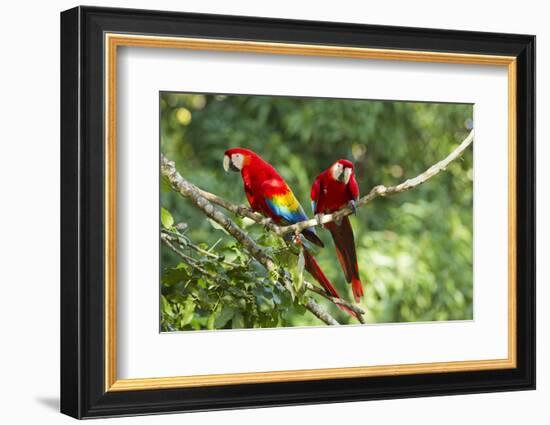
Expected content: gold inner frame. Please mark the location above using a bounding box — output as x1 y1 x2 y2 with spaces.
104 33 517 392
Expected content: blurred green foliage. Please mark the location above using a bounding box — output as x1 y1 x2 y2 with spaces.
160 92 473 331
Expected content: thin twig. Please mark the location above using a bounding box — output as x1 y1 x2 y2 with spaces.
162 230 239 267
161 233 218 280
304 281 366 324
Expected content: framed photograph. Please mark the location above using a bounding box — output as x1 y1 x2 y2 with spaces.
60 6 535 419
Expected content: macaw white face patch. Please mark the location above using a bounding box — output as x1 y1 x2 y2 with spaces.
343 167 352 184
331 162 344 181
231 153 244 170
223 153 244 171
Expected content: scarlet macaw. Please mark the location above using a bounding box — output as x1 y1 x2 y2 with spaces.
311 159 364 302
223 148 355 317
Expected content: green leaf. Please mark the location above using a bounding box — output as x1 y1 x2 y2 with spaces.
161 175 172 193
161 266 190 286
207 218 229 235
214 306 235 328
273 248 295 268
232 310 245 329
207 312 216 330
257 295 275 313
160 295 174 317
180 298 195 326
161 207 174 228
293 251 305 292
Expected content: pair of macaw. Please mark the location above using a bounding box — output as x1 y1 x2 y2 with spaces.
223 148 364 316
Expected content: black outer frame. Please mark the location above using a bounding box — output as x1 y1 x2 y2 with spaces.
60 5 535 419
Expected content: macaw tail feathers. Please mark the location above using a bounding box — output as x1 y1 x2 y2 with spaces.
352 277 364 303
302 248 358 319
302 248 338 297
302 228 324 248
325 216 364 302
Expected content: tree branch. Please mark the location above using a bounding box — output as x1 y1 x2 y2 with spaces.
190 129 474 237
161 155 340 326
278 129 474 234
303 298 340 326
196 188 267 224
303 281 366 324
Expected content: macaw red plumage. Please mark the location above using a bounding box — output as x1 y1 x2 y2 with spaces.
224 148 357 318
311 159 364 302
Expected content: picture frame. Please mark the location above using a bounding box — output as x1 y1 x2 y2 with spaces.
60 5 535 419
